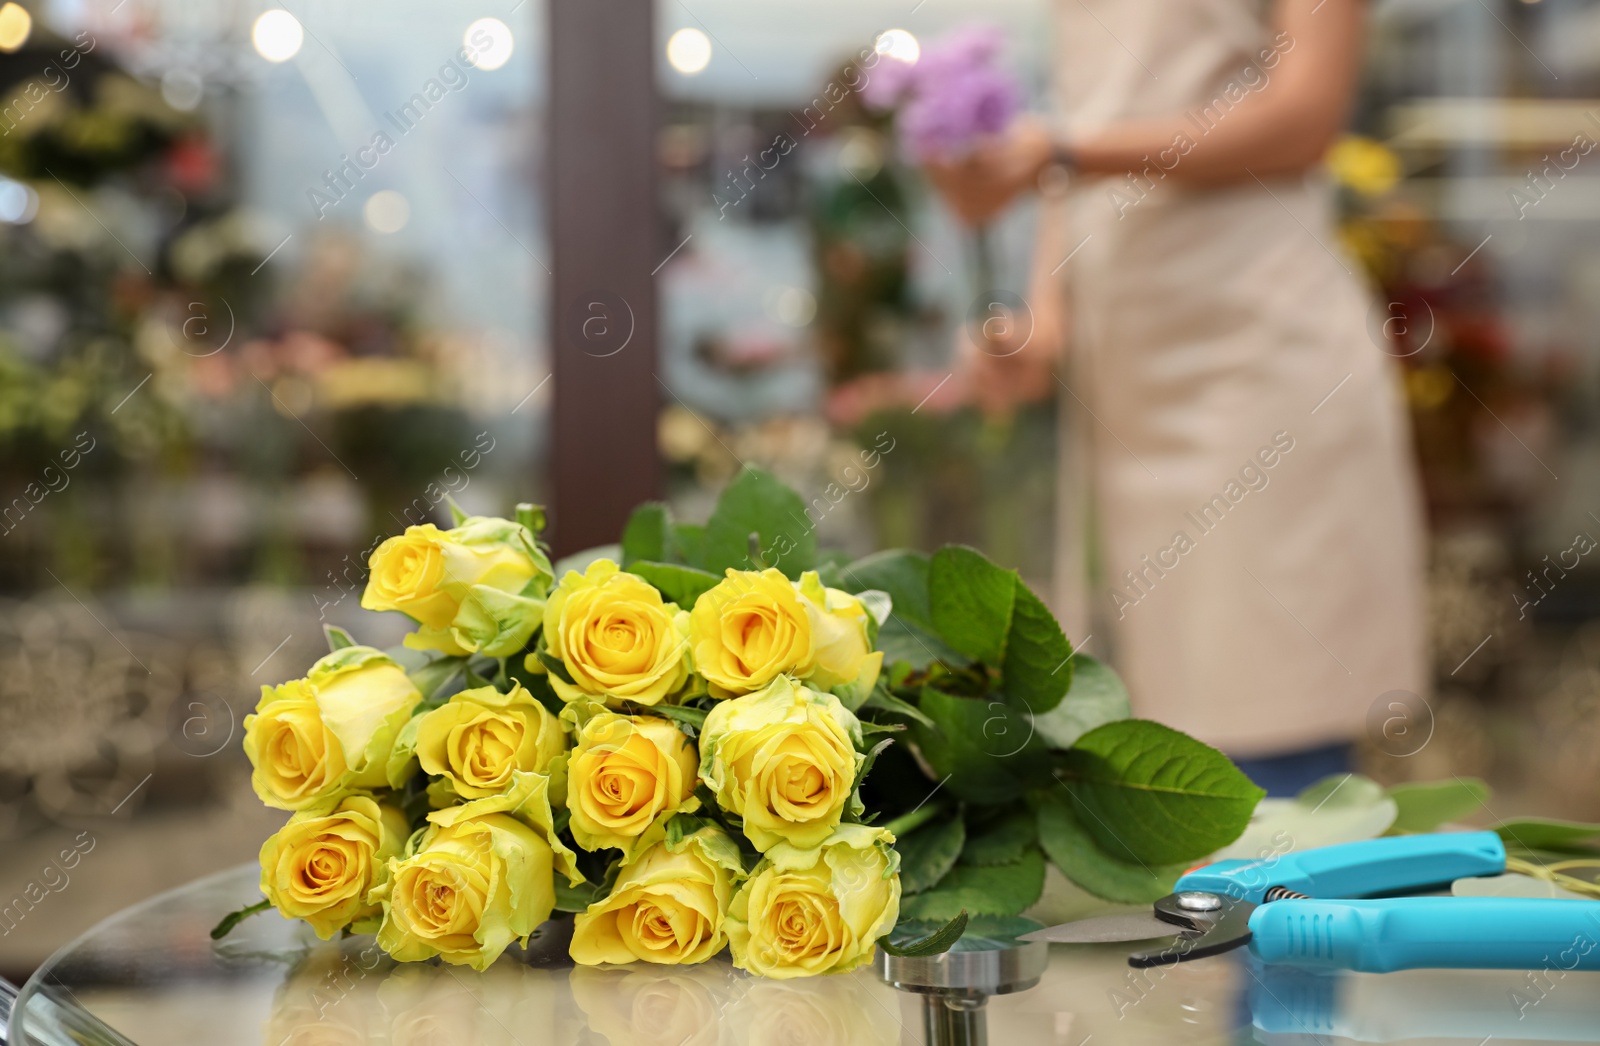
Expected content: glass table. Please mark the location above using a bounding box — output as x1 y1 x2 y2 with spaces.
9 865 1600 1045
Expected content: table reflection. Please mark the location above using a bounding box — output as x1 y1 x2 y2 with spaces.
13 867 1600 1046
262 947 572 1046
251 937 905 1046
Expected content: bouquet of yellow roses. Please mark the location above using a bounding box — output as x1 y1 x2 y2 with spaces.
222 468 1263 977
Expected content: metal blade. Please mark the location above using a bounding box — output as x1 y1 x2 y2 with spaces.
1128 896 1256 968
1019 911 1174 944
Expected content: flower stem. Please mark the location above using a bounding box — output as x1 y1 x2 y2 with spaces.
885 801 947 839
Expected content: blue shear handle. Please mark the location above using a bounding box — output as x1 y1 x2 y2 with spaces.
1174 831 1506 903
1250 898 1600 972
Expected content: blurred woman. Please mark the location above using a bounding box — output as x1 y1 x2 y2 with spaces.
929 0 1425 794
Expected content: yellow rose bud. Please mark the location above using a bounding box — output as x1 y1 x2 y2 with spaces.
570 826 744 966
258 794 409 939
395 681 566 800
541 560 691 707
567 713 699 858
362 516 553 658
372 777 573 972
698 676 863 852
243 647 422 810
795 573 884 700
689 568 813 696
726 824 901 979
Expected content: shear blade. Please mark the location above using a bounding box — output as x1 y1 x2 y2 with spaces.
1127 896 1256 968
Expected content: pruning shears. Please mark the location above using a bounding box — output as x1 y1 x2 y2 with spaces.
1021 831 1600 972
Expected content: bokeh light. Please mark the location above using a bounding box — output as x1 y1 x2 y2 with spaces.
666 28 712 75
251 9 304 63
464 17 514 71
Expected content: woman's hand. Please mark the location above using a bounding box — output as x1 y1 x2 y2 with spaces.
924 118 1056 227
959 277 1064 416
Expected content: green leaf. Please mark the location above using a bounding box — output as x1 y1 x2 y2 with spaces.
879 911 968 956
408 655 467 701
621 503 672 566
999 583 1074 713
701 467 816 579
928 546 1016 664
1057 720 1264 866
960 809 1038 866
1387 778 1489 835
837 549 965 668
444 495 469 526
899 849 1046 921
323 624 356 652
651 703 709 738
1036 794 1185 903
209 899 271 940
1031 654 1131 750
673 523 706 569
842 549 935 626
1493 817 1600 854
924 546 1072 712
553 877 604 913
910 687 1048 804
537 651 578 686
628 561 720 609
896 817 965 894
665 812 721 849
847 738 896 822
860 685 935 729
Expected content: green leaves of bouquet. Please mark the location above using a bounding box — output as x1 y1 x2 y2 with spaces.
227 467 1263 975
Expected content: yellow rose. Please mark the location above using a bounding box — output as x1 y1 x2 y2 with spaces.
259 794 409 938
393 681 566 799
698 676 863 852
726 825 901 979
372 776 576 971
540 559 691 707
567 712 699 858
689 568 812 696
362 516 553 658
570 826 744 966
690 569 882 699
243 647 422 810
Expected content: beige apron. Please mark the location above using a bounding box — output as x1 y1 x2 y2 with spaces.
1048 0 1427 755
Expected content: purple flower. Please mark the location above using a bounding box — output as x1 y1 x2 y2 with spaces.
855 24 1020 161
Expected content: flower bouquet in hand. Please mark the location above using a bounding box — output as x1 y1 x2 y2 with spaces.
861 25 1020 291
221 468 1263 975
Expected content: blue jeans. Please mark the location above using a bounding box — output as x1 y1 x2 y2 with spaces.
1229 742 1353 798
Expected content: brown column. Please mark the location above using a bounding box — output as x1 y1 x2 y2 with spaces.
548 0 660 555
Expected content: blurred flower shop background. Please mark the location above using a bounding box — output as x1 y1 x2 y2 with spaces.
3 0 1600 983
